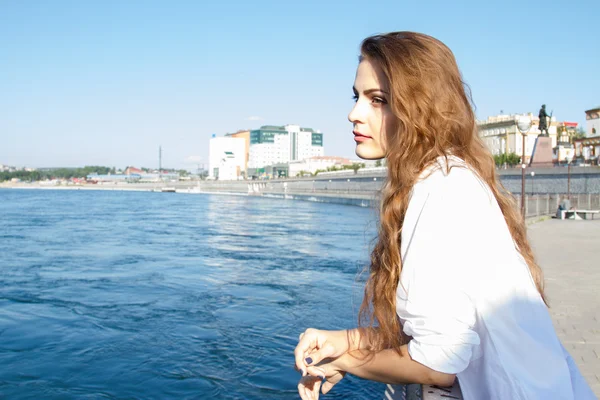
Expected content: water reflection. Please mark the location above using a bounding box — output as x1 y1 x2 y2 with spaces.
0 189 383 399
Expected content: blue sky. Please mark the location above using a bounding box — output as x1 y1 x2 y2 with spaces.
1 0 597 169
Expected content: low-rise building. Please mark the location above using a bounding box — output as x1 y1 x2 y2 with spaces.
124 166 143 175
225 130 250 177
573 136 600 165
208 135 246 180
288 156 352 177
86 174 141 183
478 113 560 163
586 106 600 136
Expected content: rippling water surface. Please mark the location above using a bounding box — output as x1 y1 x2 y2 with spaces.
0 189 385 399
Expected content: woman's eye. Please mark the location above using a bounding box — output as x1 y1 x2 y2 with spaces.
372 97 387 104
352 94 359 102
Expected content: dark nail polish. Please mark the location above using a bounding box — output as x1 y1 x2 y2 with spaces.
318 375 325 380
305 357 313 365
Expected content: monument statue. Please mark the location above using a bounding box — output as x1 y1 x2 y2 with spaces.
530 104 555 167
538 104 551 136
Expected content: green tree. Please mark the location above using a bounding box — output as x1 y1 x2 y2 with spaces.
506 153 520 166
493 153 520 167
350 162 365 174
0 165 120 182
572 127 586 141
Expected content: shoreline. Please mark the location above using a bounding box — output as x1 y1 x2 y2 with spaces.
0 183 377 207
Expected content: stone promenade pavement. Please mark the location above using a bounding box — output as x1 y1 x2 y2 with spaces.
528 218 600 397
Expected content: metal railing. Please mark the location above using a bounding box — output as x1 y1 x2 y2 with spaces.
520 193 600 219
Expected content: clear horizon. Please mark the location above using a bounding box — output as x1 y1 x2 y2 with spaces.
1 0 598 170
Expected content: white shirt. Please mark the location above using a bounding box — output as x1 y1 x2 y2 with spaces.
396 156 595 399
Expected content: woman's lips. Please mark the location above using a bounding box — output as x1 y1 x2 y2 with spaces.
353 132 372 142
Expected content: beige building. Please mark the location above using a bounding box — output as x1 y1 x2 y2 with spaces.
225 130 250 177
585 106 600 136
477 113 560 163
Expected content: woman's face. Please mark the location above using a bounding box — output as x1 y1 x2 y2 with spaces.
348 59 393 160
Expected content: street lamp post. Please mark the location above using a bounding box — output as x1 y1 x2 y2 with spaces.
517 116 532 218
567 158 571 199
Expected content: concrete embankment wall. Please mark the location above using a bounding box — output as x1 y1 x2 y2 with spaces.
198 167 600 195
497 168 600 195
196 168 600 209
3 167 599 209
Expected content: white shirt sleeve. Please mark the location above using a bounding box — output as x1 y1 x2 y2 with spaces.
397 168 490 374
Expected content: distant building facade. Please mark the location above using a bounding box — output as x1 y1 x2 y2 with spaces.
124 166 143 175
288 156 352 177
225 130 250 177
477 113 559 163
208 136 246 180
585 106 600 137
248 125 324 169
573 136 600 164
86 174 141 183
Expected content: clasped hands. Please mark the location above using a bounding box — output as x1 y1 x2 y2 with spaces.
293 328 351 400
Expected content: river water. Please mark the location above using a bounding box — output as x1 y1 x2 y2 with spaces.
0 189 385 399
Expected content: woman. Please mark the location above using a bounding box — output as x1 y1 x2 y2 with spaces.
294 32 594 400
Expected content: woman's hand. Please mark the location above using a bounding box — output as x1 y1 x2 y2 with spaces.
295 328 352 399
297 357 347 400
294 328 350 376
297 375 322 400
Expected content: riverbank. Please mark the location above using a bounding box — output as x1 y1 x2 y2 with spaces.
0 182 378 207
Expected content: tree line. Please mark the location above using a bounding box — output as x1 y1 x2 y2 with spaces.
1 165 195 182
0 166 116 182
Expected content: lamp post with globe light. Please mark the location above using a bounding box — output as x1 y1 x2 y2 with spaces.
517 116 532 218
567 157 572 199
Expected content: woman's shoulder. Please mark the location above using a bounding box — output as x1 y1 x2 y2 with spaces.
413 156 495 212
417 156 488 193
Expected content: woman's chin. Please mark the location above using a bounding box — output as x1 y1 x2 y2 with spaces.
355 145 384 161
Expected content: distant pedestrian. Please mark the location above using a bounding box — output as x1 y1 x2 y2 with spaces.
294 32 594 400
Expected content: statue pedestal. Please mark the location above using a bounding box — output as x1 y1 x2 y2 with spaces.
529 136 554 168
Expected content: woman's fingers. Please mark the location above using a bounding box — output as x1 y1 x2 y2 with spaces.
321 380 335 395
304 342 336 367
311 379 322 400
298 375 322 400
300 373 344 399
294 330 319 375
298 382 309 400
305 365 326 379
321 371 346 394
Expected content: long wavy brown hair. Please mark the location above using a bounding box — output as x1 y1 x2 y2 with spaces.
357 32 547 353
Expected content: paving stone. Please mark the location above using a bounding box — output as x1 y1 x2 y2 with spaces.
528 218 600 397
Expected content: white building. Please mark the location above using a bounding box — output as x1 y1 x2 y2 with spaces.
208 136 246 180
288 156 352 177
553 144 575 164
477 113 559 163
585 107 600 136
248 125 324 169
